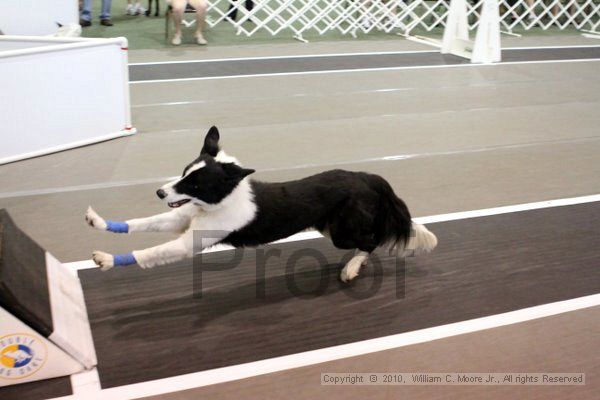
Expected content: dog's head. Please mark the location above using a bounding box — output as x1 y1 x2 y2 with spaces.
157 126 255 209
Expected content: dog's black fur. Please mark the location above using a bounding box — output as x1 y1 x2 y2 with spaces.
177 127 413 254
223 171 412 253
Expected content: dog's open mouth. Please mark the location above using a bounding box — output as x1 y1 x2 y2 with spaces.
168 199 191 208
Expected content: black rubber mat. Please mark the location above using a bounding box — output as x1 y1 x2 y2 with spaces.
129 46 600 82
0 209 53 337
79 201 600 388
0 376 72 400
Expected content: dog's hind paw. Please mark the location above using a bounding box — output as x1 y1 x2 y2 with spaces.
340 264 359 283
340 253 368 283
86 206 107 230
92 251 114 271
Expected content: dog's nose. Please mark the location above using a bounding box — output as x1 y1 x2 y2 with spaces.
156 189 167 199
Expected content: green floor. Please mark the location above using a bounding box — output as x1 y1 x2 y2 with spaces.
81 0 588 50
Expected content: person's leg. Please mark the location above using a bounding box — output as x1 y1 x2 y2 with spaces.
551 0 560 21
383 0 398 27
189 0 208 44
100 0 112 19
526 0 536 23
169 0 186 45
81 0 92 23
228 1 238 21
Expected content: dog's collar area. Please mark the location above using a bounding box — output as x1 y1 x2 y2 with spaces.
168 199 191 208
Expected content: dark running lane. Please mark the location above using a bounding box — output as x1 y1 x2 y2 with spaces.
79 201 600 388
0 377 72 400
129 46 600 82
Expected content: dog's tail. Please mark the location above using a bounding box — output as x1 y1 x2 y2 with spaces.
372 175 437 255
402 223 438 256
373 176 412 249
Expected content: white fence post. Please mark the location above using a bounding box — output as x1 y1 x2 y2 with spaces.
442 0 470 56
472 0 501 63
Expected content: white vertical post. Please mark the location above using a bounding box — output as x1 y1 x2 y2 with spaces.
442 0 470 54
471 0 502 63
117 37 136 134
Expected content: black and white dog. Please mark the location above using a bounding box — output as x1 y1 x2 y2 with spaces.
86 127 437 282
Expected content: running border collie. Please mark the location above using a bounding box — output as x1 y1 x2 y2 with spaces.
86 126 437 282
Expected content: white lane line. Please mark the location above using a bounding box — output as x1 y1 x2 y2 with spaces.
503 44 600 50
131 87 416 108
129 58 600 84
66 193 600 271
2 135 599 199
0 176 175 199
257 135 600 172
53 294 600 400
128 45 600 66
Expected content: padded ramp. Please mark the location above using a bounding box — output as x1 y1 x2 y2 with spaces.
0 209 53 337
0 209 96 388
80 201 600 388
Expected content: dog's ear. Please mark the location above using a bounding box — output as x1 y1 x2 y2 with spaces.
221 163 255 181
201 126 220 157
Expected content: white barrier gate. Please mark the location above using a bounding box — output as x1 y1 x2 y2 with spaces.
0 36 135 165
203 0 600 39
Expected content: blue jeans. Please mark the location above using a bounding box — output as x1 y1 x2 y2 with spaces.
81 0 112 21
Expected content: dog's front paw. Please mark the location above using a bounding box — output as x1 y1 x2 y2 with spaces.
92 251 114 271
86 206 107 230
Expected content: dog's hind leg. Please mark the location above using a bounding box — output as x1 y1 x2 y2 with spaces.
326 200 378 282
85 206 193 234
399 223 438 256
340 251 369 283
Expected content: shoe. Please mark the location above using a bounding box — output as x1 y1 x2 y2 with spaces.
80 19 92 27
135 4 147 15
172 33 182 46
195 32 207 45
100 19 113 26
126 4 135 15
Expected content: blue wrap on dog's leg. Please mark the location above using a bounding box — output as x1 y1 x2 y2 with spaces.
106 220 129 233
113 253 137 267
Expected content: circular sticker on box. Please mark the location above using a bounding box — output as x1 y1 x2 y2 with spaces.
0 333 47 379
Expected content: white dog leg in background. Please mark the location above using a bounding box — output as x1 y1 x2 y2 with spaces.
127 207 196 233
85 206 196 234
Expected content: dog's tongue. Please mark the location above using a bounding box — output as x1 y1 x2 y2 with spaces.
169 199 190 208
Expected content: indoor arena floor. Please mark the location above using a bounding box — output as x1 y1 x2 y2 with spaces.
0 35 599 400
